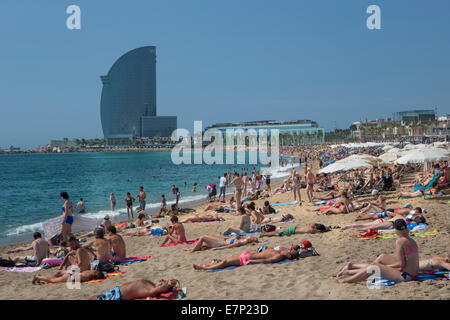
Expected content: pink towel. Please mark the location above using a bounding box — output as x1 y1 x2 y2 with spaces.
160 240 198 247
0 266 42 272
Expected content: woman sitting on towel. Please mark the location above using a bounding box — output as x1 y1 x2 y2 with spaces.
336 219 419 284
91 278 179 300
221 207 252 236
180 213 223 223
188 235 258 252
193 244 300 270
259 223 330 237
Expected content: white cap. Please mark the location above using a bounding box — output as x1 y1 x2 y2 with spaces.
371 189 379 196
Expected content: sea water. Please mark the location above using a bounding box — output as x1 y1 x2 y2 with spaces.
0 151 296 245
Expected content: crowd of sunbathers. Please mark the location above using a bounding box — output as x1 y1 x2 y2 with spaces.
3 144 448 298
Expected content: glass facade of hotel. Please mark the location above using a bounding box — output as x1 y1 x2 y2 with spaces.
100 46 177 145
205 120 325 145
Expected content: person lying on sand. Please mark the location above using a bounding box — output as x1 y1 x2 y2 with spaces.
312 190 342 201
355 206 423 221
261 213 294 224
221 207 252 236
204 197 236 212
11 232 49 267
310 192 356 215
193 244 300 270
59 236 91 272
121 224 168 237
90 278 179 300
336 219 419 284
341 215 426 232
32 269 104 285
188 235 258 252
160 216 186 245
107 226 126 261
180 213 223 223
419 253 450 272
357 190 386 214
259 224 330 237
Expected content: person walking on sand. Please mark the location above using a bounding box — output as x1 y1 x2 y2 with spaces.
219 173 228 202
110 193 117 211
306 168 315 203
229 172 243 209
125 192 136 221
291 170 302 205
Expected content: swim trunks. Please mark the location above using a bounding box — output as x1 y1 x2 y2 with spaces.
97 286 122 300
64 216 74 225
278 225 297 236
377 211 387 218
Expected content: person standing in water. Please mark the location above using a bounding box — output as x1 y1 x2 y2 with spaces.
76 198 86 214
60 192 74 240
137 186 146 212
125 192 136 221
110 193 116 211
229 172 243 209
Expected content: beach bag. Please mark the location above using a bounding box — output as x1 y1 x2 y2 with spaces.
261 225 276 232
0 258 15 267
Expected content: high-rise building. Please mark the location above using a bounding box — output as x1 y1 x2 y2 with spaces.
100 46 177 145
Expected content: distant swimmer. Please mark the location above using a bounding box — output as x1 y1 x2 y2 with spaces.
76 198 86 214
192 183 197 192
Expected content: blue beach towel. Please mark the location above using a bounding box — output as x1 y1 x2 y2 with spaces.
272 201 299 206
368 271 450 286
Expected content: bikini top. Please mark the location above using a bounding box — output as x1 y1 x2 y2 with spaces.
404 242 418 260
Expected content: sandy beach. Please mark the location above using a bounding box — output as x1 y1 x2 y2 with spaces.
0 161 449 300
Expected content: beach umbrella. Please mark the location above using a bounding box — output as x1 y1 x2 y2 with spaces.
394 148 449 164
378 152 400 163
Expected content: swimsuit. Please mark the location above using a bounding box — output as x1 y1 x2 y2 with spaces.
400 242 419 281
97 286 122 300
239 251 252 266
64 216 74 225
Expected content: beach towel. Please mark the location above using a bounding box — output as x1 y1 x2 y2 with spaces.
272 201 299 206
356 229 438 240
43 214 98 240
43 271 127 286
116 255 152 265
185 218 225 223
207 259 297 272
160 240 198 247
223 230 261 237
0 266 42 273
138 287 187 300
368 271 450 286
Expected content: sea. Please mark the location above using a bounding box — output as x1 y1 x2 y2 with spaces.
0 151 296 246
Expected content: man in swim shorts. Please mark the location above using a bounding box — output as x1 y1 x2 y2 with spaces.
91 278 179 300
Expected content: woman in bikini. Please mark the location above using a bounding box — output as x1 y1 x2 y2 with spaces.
291 170 302 205
188 235 258 252
314 192 354 215
193 244 300 270
336 219 420 284
229 172 243 209
180 213 223 223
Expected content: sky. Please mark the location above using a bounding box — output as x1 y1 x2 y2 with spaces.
0 0 449 148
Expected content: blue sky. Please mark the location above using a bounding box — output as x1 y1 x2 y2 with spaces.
0 0 449 148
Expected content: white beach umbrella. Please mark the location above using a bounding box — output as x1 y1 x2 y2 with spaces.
378 152 400 163
394 148 449 164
